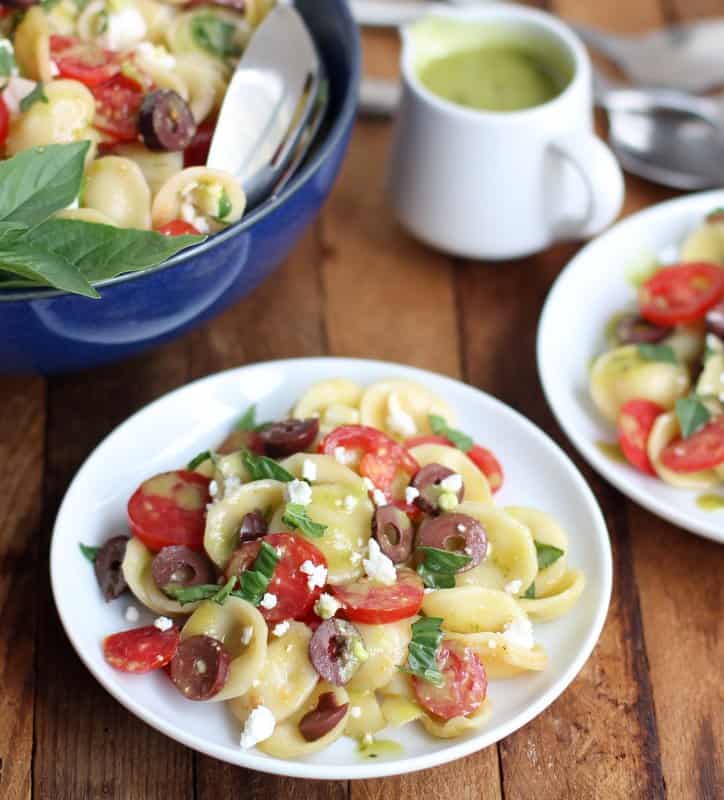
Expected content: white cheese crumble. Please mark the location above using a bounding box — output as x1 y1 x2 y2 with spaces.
371 488 387 508
49 60 59 77
362 477 375 491
314 592 341 619
504 579 522 595
2 77 36 116
386 392 417 437
300 560 327 591
240 706 275 749
344 495 358 511
179 182 210 234
350 706 362 719
363 538 396 585
334 446 357 465
134 41 176 71
125 605 139 623
224 475 241 495
98 6 148 52
502 616 534 650
241 626 254 646
272 620 290 637
302 458 318 482
439 473 463 493
405 486 420 504
286 478 312 506
209 479 219 498
259 593 278 610
153 616 173 632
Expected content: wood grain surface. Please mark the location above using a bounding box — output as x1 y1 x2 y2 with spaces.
0 2 722 799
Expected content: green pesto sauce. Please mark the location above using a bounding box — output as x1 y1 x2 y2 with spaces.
696 493 724 511
357 737 404 759
596 440 626 463
418 45 564 111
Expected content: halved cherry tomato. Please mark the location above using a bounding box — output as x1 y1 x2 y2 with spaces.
412 641 487 721
216 428 265 455
103 625 180 673
127 470 211 552
639 263 724 326
50 35 120 87
405 435 504 493
660 416 724 473
320 425 419 496
92 74 144 142
228 533 327 625
156 220 201 236
618 399 664 475
331 567 423 624
184 116 215 167
0 96 8 147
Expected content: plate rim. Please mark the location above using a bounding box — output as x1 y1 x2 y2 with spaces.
537 189 724 545
51 356 613 780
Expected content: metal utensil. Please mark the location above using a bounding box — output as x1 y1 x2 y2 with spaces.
207 4 327 210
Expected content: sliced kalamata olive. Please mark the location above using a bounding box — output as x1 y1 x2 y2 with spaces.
223 540 260 581
705 300 724 339
372 505 413 563
239 510 268 543
299 692 349 742
258 418 319 457
417 513 486 571
411 463 464 514
151 545 216 595
139 90 197 152
615 312 672 345
94 535 129 602
169 634 230 700
309 618 365 686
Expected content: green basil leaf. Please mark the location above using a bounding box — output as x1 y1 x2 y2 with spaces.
400 617 444 687
535 542 565 570
232 540 280 605
163 583 220 605
216 188 231 220
213 575 237 605
187 450 212 470
79 542 100 563
675 394 711 439
19 81 48 113
0 238 98 297
523 582 536 599
282 503 327 539
235 404 257 431
0 44 16 77
416 545 471 589
637 344 677 364
428 414 474 453
190 13 241 59
0 142 89 226
242 449 294 482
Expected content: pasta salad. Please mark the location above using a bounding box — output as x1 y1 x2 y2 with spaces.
83 378 586 758
590 209 724 491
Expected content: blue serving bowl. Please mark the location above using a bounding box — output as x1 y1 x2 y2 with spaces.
0 0 360 374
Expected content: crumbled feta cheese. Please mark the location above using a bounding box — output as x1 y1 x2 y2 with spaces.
371 488 387 508
362 477 375 491
363 539 396 585
272 620 290 637
405 486 420 504
386 392 417 437
300 560 327 590
286 478 312 506
125 605 139 623
260 593 277 610
502 616 534 650
153 616 173 631
49 60 59 77
334 446 357 465
241 625 254 645
240 706 275 749
134 41 176 71
224 475 241 495
350 706 362 719
98 6 148 52
439 473 463 493
344 495 358 511
179 182 210 234
423 587 435 594
504 579 523 595
314 592 341 619
2 76 36 115
706 332 724 352
301 458 317 482
209 479 219 498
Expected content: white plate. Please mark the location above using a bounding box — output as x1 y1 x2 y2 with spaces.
538 190 724 545
51 358 612 779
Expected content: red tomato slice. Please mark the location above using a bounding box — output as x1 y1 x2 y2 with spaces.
50 35 120 87
405 435 504 493
413 641 487 721
92 74 144 142
231 533 328 625
618 399 664 475
359 452 399 495
0 96 8 147
639 263 724 326
660 416 724 473
156 220 201 236
331 568 424 624
184 116 215 167
216 428 265 455
103 625 180 673
127 470 211 552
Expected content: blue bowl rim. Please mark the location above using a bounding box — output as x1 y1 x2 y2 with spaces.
0 0 361 303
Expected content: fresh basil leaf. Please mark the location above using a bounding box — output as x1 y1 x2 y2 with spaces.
0 44 16 77
232 540 280 605
675 394 711 439
216 188 231 220
523 582 536 599
400 617 444 687
213 575 237 605
187 450 212 470
235 404 257 431
0 238 98 297
41 0 62 10
0 142 89 226
637 344 677 364
79 542 100 563
19 82 48 113
164 583 220 605
535 542 565 570
190 14 241 59
282 503 327 539
428 414 474 453
416 545 471 589
242 449 294 482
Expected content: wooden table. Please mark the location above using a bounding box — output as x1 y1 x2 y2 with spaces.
2 1 723 798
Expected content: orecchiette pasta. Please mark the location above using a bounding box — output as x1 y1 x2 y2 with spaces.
292 378 363 435
359 379 455 439
111 145 184 197
82 156 152 229
648 412 719 489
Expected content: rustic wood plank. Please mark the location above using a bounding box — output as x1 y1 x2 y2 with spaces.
33 344 195 800
0 377 44 800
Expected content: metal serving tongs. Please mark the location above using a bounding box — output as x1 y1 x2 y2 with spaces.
206 4 328 211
